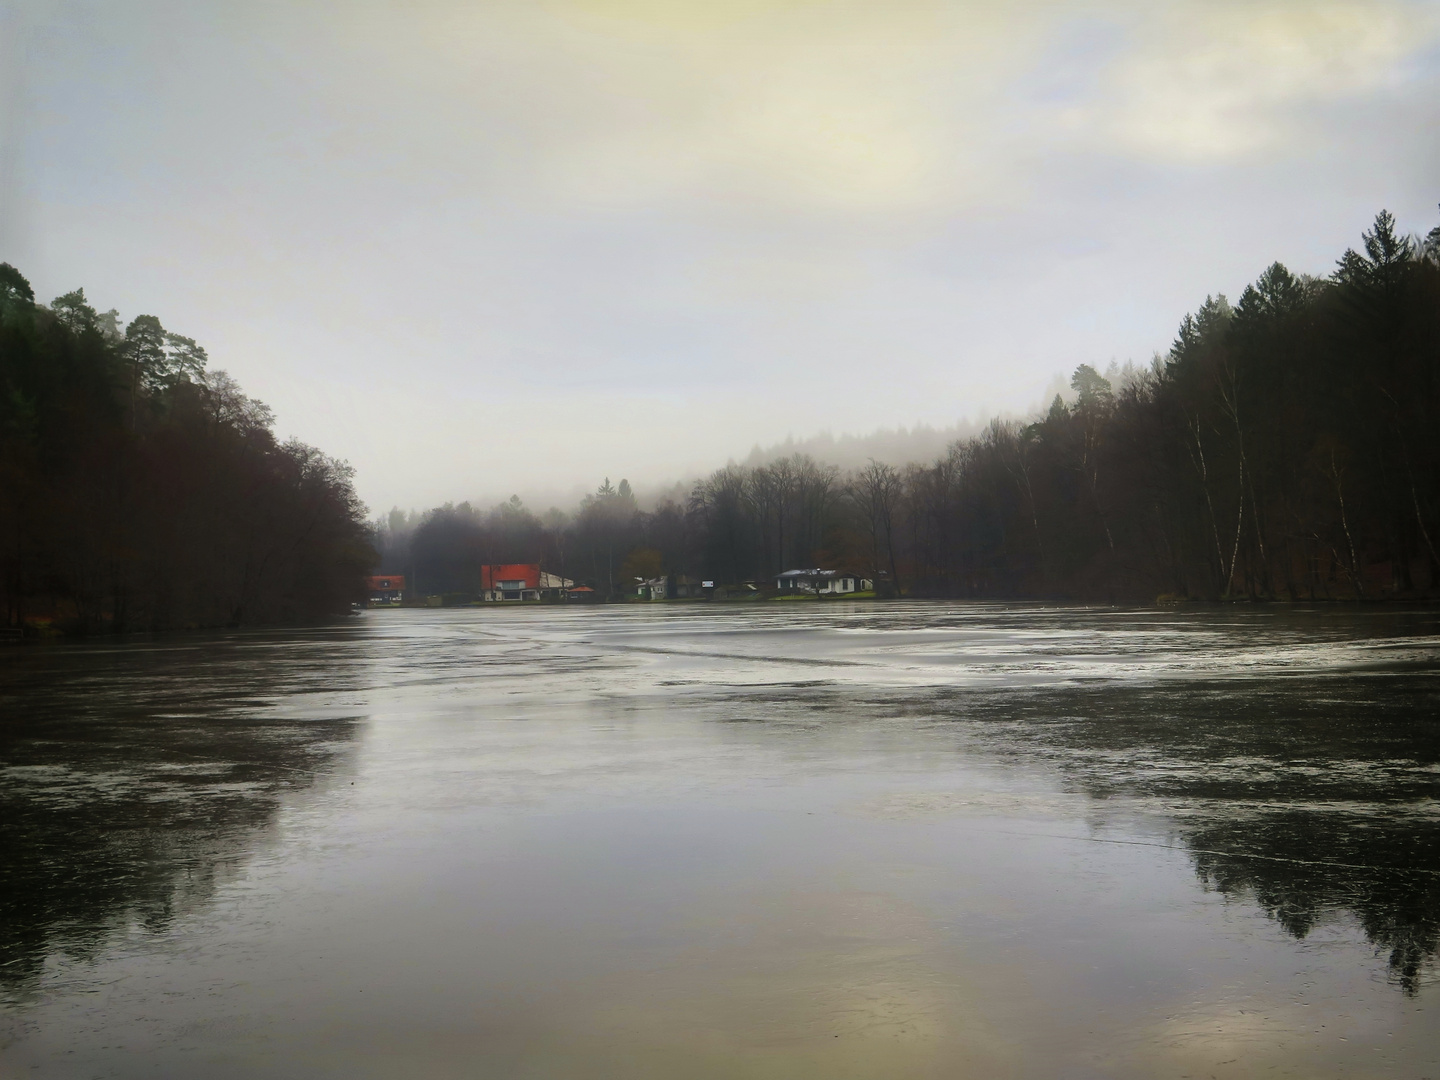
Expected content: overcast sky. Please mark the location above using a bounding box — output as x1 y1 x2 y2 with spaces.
4 0 1438 513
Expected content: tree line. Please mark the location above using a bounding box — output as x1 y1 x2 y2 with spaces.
381 209 1440 602
0 265 373 632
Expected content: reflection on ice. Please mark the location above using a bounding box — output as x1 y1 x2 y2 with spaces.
0 631 365 998
1 603 1437 1076
1189 812 1440 994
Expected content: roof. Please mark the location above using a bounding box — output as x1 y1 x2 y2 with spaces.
481 564 540 589
775 568 867 584
366 575 406 589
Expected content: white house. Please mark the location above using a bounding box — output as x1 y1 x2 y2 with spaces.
773 568 872 595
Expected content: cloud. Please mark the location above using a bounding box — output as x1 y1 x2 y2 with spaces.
124 0 1431 225
252 3 986 215
1054 1 1439 161
332 0 1440 222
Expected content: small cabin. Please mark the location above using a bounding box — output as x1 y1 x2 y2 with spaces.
365 574 405 606
637 576 668 601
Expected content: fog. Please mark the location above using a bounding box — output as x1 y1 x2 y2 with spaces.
4 0 1439 513
451 418 988 516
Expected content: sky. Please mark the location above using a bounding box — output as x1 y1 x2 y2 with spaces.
3 0 1439 514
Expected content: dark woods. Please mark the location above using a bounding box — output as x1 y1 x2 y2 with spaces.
0 267 372 633
945 207 1440 602
380 209 1440 604
950 207 1440 603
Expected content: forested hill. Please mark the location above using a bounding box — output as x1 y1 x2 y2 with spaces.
897 209 1440 601
380 210 1440 603
0 266 373 633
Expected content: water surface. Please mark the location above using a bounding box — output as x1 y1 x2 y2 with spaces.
2 603 1438 1078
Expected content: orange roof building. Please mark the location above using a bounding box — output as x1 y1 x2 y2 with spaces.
365 574 405 607
481 564 540 591
480 565 572 601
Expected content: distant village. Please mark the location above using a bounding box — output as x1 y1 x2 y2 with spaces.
364 566 877 608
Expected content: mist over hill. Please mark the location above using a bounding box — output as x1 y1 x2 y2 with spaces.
454 373 1117 516
739 421 982 474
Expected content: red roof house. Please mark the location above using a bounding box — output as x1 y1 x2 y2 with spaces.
365 575 405 606
480 564 541 591
480 565 572 601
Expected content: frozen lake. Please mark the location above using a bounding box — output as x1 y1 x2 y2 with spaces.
2 603 1438 1078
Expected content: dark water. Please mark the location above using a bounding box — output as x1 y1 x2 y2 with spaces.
2 604 1437 1078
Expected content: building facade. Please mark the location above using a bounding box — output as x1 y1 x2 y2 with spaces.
480 565 572 601
773 568 872 595
365 575 405 606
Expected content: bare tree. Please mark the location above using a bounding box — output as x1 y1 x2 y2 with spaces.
852 460 904 596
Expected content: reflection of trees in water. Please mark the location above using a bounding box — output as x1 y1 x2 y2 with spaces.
0 634 364 997
0 714 358 995
1187 812 1440 994
932 672 1440 993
